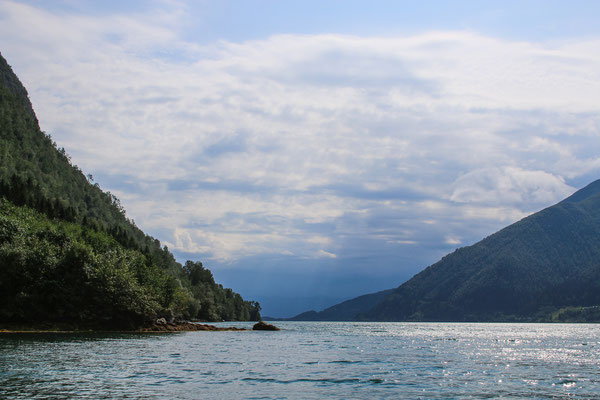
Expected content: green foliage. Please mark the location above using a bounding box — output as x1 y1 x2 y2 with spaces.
0 51 260 326
0 199 167 327
180 261 261 321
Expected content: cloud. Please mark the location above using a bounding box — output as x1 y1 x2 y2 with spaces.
445 237 462 246
1 1 600 312
316 250 337 259
450 167 573 207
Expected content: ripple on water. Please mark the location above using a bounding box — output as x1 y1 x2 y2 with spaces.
328 360 361 364
1 322 600 399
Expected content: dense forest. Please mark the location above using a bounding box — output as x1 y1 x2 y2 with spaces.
292 179 600 322
0 52 260 328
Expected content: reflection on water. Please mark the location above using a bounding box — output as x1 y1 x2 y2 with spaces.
1 322 599 399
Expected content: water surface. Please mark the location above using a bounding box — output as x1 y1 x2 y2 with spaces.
1 322 599 398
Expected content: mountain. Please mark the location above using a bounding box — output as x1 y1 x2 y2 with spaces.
0 52 260 328
294 180 600 322
285 289 394 321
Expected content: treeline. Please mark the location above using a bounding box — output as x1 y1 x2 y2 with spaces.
0 52 260 327
0 199 259 327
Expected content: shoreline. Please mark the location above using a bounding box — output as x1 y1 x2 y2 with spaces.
0 321 251 334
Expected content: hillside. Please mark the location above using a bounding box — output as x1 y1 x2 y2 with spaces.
0 52 260 328
366 180 600 321
286 289 394 321
295 180 600 322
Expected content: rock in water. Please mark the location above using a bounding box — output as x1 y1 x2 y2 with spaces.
253 321 280 331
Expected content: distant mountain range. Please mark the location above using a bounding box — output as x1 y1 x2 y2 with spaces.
287 180 600 322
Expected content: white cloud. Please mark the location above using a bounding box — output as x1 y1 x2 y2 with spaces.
450 167 573 207
316 250 337 259
0 0 598 269
445 237 462 246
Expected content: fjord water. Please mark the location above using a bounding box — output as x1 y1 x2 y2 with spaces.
1 322 599 399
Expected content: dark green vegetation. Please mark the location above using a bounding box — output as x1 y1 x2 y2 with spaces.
551 306 600 323
0 52 260 329
291 180 600 322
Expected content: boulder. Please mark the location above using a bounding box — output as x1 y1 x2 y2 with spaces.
252 321 280 331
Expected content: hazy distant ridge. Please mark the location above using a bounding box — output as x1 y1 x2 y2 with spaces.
285 289 394 321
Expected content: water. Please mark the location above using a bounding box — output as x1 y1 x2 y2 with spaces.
1 322 599 399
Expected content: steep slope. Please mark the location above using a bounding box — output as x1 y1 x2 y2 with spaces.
0 52 260 327
361 180 600 321
0 52 163 261
286 289 394 321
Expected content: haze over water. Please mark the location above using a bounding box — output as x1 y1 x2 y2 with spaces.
1 322 598 399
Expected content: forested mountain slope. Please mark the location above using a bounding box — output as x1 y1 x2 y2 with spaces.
0 52 260 328
362 180 600 321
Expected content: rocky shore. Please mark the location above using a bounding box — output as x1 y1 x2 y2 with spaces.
252 321 280 331
143 319 281 332
0 320 279 333
142 319 248 332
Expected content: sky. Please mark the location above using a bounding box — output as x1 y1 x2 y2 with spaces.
1 0 600 317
